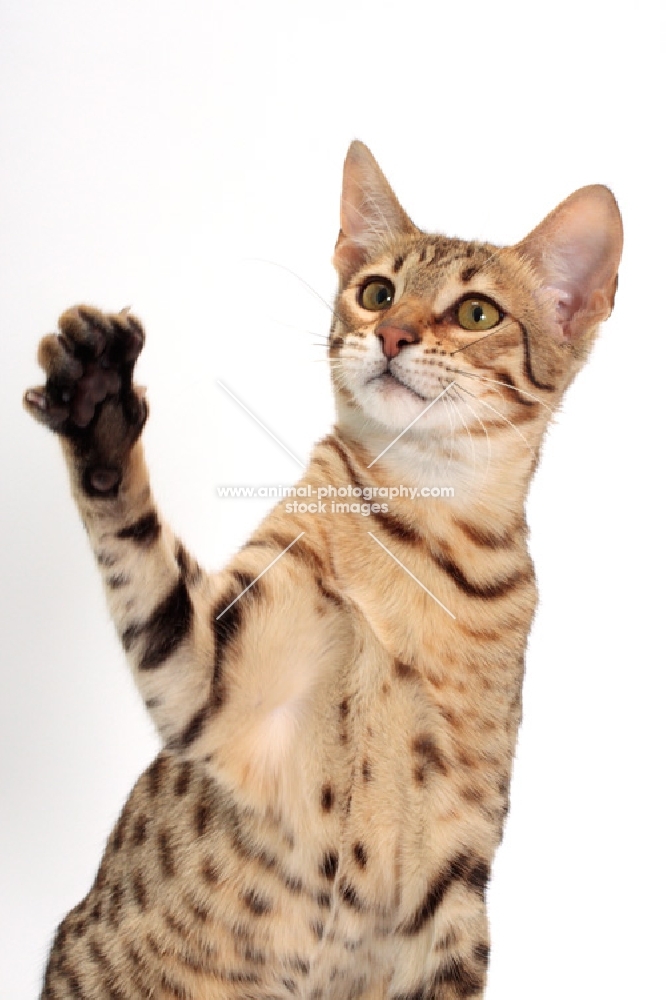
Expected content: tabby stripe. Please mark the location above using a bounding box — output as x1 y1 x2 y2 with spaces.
520 321 555 391
171 579 248 750
116 510 161 546
433 957 484 997
433 548 530 599
400 852 490 935
492 368 537 408
138 577 193 670
323 435 419 543
453 518 519 550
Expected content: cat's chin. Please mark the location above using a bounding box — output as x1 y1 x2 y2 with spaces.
353 374 454 434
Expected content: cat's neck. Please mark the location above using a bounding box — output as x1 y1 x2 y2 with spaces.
333 398 547 536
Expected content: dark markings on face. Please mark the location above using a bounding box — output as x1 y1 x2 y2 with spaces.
519 321 556 391
116 510 161 546
362 758 372 781
393 254 405 273
107 572 130 589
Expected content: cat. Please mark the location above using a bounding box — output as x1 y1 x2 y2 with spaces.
24 140 622 1000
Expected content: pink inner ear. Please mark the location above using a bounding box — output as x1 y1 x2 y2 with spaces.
518 185 623 339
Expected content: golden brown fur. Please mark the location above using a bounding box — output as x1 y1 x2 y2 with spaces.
25 141 622 999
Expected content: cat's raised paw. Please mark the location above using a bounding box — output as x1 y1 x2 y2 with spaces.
24 306 148 495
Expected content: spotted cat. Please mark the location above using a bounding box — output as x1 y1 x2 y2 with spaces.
25 141 622 999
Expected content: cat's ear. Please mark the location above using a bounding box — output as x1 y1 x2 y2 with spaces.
516 185 623 341
334 141 416 281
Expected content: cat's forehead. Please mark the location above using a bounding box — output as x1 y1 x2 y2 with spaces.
360 234 509 307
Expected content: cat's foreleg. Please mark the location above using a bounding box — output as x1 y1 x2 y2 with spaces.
24 307 348 806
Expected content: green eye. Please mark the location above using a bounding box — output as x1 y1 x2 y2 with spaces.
457 297 502 332
359 277 395 311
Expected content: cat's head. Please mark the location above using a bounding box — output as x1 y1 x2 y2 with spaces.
330 141 622 451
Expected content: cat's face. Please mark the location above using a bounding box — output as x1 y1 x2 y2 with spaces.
330 143 622 445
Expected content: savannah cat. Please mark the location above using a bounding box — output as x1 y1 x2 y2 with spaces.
24 141 623 1000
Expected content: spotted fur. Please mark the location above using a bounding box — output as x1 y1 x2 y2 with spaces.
25 141 622 999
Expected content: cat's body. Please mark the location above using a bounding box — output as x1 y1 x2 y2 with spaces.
25 142 622 999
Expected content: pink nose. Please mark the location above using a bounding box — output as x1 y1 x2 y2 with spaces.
375 323 420 360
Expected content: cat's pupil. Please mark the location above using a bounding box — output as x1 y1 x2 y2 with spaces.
473 305 484 324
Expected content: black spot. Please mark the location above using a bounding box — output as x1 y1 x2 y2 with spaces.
460 265 479 283
352 843 367 868
138 577 193 670
174 760 193 797
107 573 130 589
195 792 214 838
132 871 147 912
321 783 334 812
108 881 123 928
159 830 175 877
320 850 339 880
339 880 363 910
316 891 331 908
116 510 160 546
311 921 325 940
132 813 149 845
393 254 405 273
362 758 372 782
146 755 167 797
243 889 272 915
473 942 490 965
412 734 448 782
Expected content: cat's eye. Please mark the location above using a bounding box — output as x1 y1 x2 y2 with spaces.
457 297 502 332
359 277 395 312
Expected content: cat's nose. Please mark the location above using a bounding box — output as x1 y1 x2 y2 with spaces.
375 322 420 360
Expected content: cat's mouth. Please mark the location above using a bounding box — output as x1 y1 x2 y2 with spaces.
367 370 429 402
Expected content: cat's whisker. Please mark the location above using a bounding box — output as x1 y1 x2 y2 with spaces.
454 383 535 460
450 385 478 479
443 365 554 416
452 386 492 492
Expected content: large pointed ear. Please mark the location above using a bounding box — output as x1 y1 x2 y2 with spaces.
333 141 417 282
516 185 623 341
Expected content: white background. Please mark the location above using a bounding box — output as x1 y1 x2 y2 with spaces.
1 2 664 997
